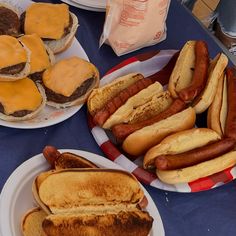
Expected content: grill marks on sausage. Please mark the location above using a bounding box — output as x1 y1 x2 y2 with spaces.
20 12 73 40
0 7 20 36
93 78 153 127
44 77 95 104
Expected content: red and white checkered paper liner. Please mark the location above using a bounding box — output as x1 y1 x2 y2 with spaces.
88 50 236 192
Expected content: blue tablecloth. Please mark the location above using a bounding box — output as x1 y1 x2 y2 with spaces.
1 0 236 235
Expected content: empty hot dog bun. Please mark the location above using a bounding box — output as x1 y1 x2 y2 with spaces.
122 107 196 156
156 151 236 184
20 3 79 54
0 78 46 121
19 34 55 82
32 169 153 236
192 53 228 113
143 128 221 169
42 56 99 108
21 207 47 236
0 35 30 81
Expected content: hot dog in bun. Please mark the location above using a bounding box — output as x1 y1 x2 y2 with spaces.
144 128 236 184
0 78 46 121
42 56 99 108
32 169 153 236
20 3 78 54
0 35 30 81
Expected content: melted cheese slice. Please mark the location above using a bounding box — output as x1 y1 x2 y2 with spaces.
24 3 70 40
0 35 27 69
0 78 42 115
19 34 51 74
43 57 96 97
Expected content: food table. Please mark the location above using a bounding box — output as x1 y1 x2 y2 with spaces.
1 0 236 235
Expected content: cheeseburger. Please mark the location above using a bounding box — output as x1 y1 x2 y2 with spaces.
42 56 99 108
0 3 20 36
0 35 30 81
20 3 79 54
19 34 55 81
0 78 46 121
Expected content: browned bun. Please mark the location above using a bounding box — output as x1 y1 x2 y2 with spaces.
143 128 221 169
21 207 47 236
156 151 236 184
122 107 196 156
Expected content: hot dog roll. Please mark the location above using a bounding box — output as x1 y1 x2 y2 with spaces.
122 107 196 156
156 151 236 184
192 53 228 113
178 40 209 103
143 128 221 169
225 68 236 141
155 137 235 170
112 98 186 142
102 81 163 129
168 41 196 98
207 72 228 136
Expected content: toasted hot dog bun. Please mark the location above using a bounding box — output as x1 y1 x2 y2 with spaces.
102 81 163 129
21 3 79 54
42 57 99 108
87 73 144 116
193 53 228 113
0 79 46 121
32 169 153 236
168 41 196 98
122 107 196 156
0 35 30 81
21 207 47 236
143 128 221 169
156 151 236 184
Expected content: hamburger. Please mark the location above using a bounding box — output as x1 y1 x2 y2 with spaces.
42 56 99 108
19 34 55 82
0 35 30 81
0 3 20 36
20 3 79 54
0 78 46 121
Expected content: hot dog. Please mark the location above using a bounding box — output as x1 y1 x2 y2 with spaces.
112 98 186 142
155 137 235 170
225 67 236 141
178 40 209 102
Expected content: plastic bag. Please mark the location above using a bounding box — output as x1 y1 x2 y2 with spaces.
100 0 171 56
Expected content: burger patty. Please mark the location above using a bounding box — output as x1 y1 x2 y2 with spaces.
0 103 32 117
30 71 44 82
0 62 26 75
44 77 94 103
20 12 73 40
0 7 20 36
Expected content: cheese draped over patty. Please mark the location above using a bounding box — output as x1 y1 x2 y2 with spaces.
24 3 70 40
0 35 27 69
19 34 51 74
43 57 98 97
0 78 42 115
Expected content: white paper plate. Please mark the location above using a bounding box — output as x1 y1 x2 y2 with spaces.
0 150 164 236
61 0 105 12
0 0 89 129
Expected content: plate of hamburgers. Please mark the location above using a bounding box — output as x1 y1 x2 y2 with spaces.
0 0 99 128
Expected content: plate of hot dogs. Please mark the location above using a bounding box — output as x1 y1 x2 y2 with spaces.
87 40 236 192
